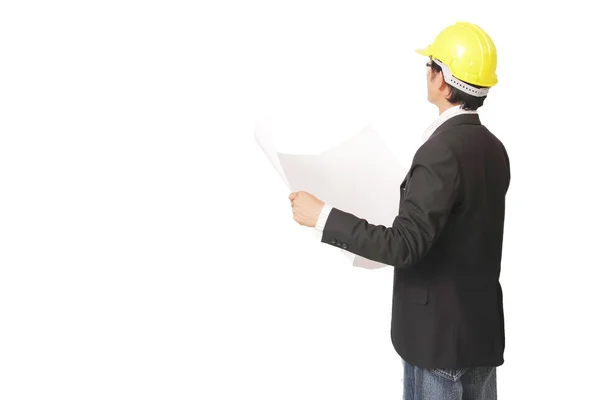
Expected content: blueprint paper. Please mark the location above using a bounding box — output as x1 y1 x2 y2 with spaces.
254 119 290 188
255 123 407 269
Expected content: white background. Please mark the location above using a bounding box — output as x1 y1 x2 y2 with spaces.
1 1 599 399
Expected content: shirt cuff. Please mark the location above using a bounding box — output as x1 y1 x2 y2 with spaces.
314 203 333 234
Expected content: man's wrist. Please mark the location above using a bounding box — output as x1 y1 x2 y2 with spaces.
315 203 333 233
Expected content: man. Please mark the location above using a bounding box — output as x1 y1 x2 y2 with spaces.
289 22 510 399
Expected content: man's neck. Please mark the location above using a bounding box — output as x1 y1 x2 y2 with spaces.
436 102 458 116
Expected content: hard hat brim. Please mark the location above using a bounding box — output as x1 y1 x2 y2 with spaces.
416 47 431 56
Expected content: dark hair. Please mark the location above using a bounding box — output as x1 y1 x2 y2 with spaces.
428 59 487 111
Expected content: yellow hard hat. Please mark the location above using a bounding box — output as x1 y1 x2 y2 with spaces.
417 22 498 96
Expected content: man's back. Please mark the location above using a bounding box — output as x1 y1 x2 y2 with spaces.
391 113 510 369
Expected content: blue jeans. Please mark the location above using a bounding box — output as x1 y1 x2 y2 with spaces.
402 358 497 400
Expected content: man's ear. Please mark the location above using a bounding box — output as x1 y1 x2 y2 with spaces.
431 70 444 90
438 73 451 97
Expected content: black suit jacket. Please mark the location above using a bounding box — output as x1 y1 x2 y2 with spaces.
321 114 510 369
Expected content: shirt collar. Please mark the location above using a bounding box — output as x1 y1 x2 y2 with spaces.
421 105 477 142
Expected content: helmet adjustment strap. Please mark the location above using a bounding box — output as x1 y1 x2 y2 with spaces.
433 59 490 97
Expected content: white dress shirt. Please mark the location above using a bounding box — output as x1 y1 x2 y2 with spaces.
314 106 477 236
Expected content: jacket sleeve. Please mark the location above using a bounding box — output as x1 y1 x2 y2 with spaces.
320 139 460 268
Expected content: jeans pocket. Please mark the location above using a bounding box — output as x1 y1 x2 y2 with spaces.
430 367 468 382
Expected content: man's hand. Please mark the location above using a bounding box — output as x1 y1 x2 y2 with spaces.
289 191 325 227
